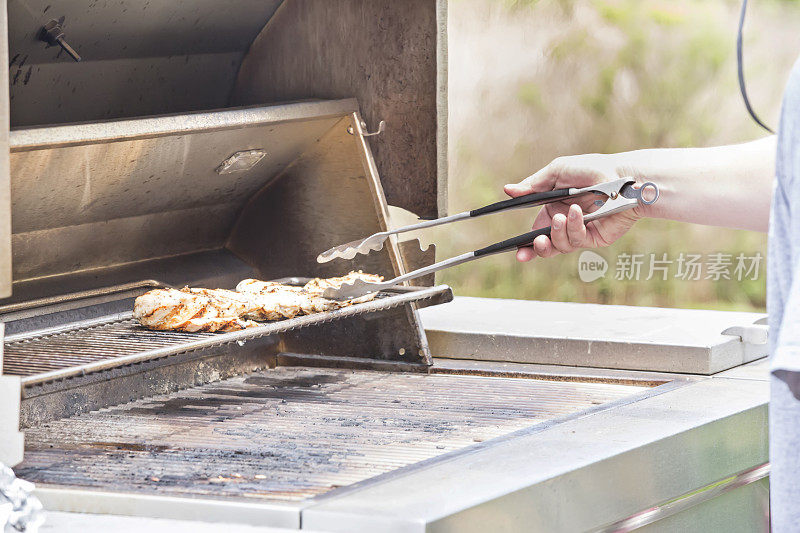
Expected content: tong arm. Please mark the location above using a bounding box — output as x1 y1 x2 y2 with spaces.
469 177 634 217
473 180 656 257
385 178 637 238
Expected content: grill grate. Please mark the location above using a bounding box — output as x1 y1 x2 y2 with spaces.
15 367 647 503
3 318 216 377
3 285 452 385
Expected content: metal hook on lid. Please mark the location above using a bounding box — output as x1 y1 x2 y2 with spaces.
347 120 385 137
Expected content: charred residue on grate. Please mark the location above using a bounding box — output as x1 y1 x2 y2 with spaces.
15 367 646 502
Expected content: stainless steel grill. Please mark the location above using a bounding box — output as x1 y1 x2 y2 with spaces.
15 367 648 503
4 285 452 386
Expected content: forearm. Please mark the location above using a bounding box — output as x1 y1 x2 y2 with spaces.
618 136 776 232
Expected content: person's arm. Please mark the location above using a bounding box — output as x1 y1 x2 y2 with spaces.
503 136 776 262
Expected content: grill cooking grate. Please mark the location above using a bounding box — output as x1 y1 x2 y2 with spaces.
15 367 648 503
3 285 451 385
3 318 216 377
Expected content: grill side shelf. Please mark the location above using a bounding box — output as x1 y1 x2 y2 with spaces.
5 285 453 387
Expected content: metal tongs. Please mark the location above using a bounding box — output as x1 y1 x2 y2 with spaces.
318 178 659 300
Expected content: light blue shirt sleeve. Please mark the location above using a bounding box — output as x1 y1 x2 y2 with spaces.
770 56 800 373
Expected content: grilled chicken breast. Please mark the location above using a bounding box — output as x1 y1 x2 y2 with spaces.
134 272 384 332
235 279 338 319
180 287 261 316
133 288 259 333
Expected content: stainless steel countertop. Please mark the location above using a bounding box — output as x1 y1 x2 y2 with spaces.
420 296 768 374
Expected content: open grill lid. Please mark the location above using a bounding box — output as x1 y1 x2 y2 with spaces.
8 100 361 283
6 0 447 223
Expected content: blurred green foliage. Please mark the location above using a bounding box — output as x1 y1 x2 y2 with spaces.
441 0 800 311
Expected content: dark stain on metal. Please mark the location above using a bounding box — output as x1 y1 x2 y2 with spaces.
86 442 170 453
243 372 347 388
124 396 253 417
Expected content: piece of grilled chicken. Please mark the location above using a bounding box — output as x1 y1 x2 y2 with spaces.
134 271 384 332
133 288 260 333
235 281 337 320
236 271 384 319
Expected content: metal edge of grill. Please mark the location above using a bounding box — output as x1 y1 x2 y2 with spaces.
5 284 453 387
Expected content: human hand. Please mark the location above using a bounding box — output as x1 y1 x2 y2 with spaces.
504 154 651 262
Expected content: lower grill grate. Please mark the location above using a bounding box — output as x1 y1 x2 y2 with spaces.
15 367 647 503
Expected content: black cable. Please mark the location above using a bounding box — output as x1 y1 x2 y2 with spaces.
737 0 775 134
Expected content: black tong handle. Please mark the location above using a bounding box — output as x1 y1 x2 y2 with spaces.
473 226 552 257
470 188 571 217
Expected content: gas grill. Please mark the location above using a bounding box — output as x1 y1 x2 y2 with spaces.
0 1 775 532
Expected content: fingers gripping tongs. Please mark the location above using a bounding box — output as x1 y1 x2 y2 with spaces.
317 177 659 300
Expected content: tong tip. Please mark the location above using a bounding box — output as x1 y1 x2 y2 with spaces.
316 236 388 264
